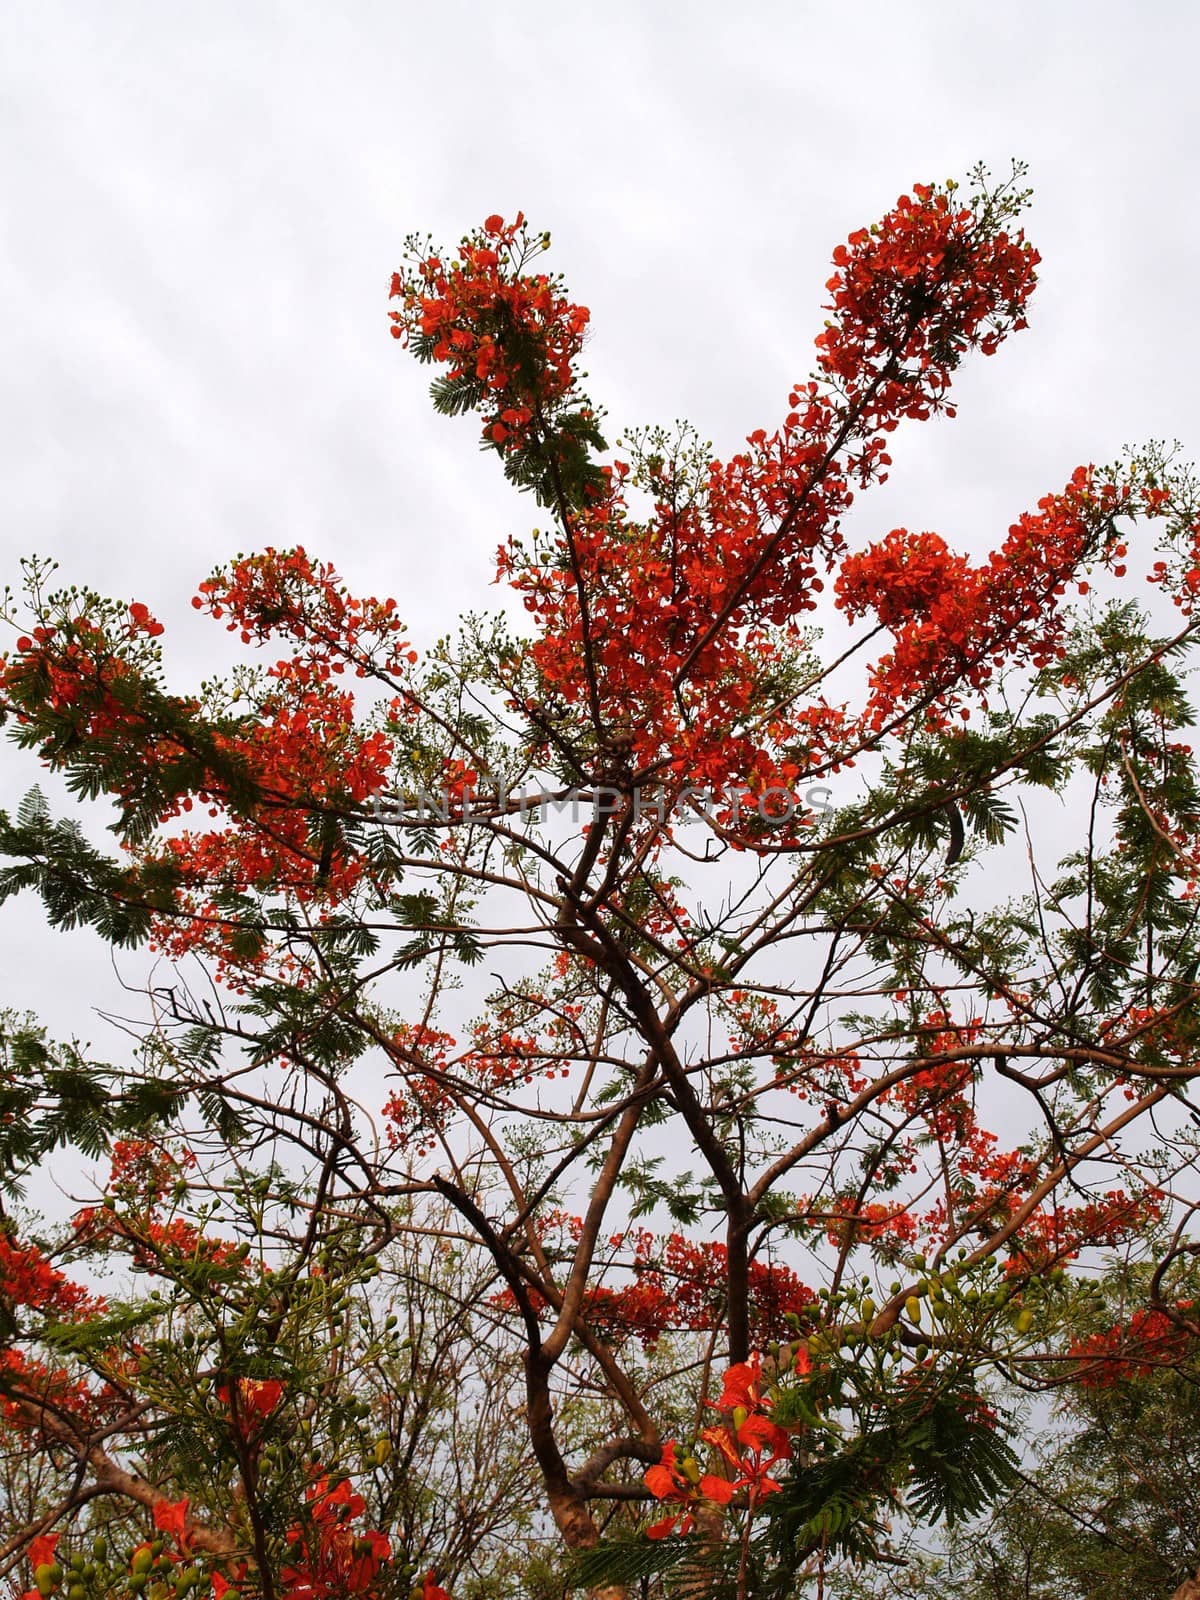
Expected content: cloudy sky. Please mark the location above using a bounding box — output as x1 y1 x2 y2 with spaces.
3 0 1199 1061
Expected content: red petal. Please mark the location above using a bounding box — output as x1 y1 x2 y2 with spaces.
699 1475 736 1505
644 1463 682 1500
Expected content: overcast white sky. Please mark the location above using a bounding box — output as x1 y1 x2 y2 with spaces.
3 0 1200 1063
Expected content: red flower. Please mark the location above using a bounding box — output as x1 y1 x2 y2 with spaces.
153 1496 189 1544
643 1437 685 1503
241 1376 285 1418
281 1473 392 1599
28 1533 59 1568
699 1353 793 1500
216 1375 285 1432
128 600 165 637
643 1440 734 1538
714 1355 766 1413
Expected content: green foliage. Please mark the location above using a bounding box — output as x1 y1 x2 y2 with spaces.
765 1384 1021 1571
568 1536 703 1591
0 788 181 947
842 1261 1200 1600
0 1011 190 1194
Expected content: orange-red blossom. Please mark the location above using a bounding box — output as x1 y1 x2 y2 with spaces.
643 1351 801 1538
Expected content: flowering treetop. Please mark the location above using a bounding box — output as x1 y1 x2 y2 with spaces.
1 163 1200 1597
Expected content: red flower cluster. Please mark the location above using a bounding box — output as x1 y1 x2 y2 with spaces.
194 546 416 678
699 1353 795 1496
389 212 591 455
644 1351 798 1538
0 1228 105 1442
281 1475 392 1600
454 181 1047 812
1070 1303 1195 1386
583 1230 817 1350
1 1347 100 1436
3 613 170 756
0 548 418 985
0 1231 98 1320
837 468 1135 728
643 1439 735 1538
815 181 1039 420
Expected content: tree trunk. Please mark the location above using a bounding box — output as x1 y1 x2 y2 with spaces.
544 1480 629 1600
526 1351 630 1600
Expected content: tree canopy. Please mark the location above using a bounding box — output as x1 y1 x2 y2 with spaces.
2 164 1200 1600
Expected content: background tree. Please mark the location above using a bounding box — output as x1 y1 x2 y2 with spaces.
825 1251 1200 1600
0 1014 567 1599
2 165 1200 1597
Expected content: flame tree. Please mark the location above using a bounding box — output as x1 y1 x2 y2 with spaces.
2 165 1200 1598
